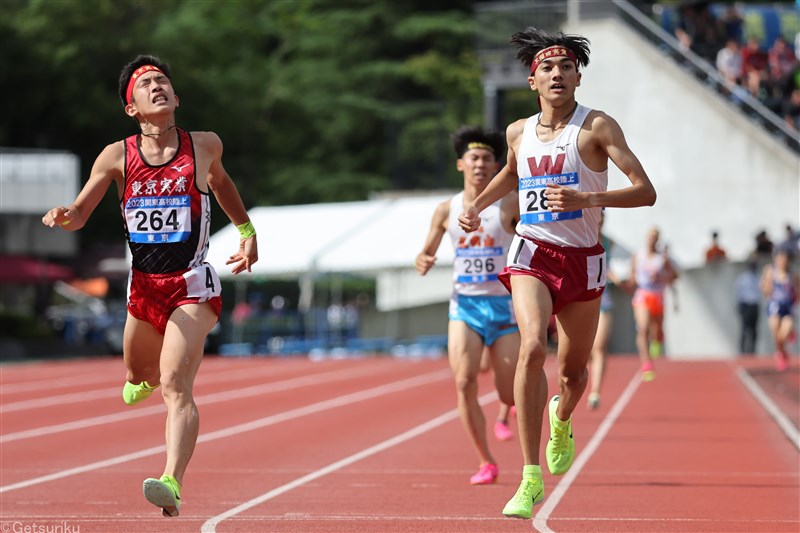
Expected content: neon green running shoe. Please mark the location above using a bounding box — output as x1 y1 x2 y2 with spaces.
649 340 662 358
545 395 575 475
143 474 181 517
502 477 544 519
122 381 158 406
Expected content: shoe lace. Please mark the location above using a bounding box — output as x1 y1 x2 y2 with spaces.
513 480 536 503
551 423 571 453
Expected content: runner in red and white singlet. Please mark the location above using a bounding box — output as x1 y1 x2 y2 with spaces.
43 54 258 518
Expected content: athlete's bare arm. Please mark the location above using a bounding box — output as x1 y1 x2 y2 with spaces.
499 191 520 233
416 200 449 276
546 111 656 213
42 142 124 230
193 131 258 274
459 119 525 232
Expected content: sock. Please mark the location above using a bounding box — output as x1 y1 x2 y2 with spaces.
553 412 571 427
522 464 542 480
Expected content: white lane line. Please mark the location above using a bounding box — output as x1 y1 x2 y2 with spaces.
200 392 497 533
736 366 800 451
2 387 121 413
3 514 797 525
0 369 450 493
1 372 116 394
1 361 351 412
1 365 380 443
533 371 641 533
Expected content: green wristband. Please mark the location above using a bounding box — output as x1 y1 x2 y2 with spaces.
236 221 256 239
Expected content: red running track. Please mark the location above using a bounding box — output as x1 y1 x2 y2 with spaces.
1 354 797 533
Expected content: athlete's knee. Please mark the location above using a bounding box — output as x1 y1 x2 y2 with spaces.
453 371 478 397
159 370 193 402
517 337 547 368
559 364 588 390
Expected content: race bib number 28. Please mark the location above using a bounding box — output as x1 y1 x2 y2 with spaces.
519 172 582 225
125 195 191 244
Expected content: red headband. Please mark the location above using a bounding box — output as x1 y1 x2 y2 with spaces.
530 46 578 75
125 65 164 105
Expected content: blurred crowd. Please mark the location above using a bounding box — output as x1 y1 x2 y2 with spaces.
669 2 799 131
704 223 799 266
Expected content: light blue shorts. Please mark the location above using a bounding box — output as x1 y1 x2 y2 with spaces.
449 294 518 346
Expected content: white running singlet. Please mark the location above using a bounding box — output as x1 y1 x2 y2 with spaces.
447 192 513 297
515 104 607 248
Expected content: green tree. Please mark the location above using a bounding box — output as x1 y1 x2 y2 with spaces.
1 0 484 248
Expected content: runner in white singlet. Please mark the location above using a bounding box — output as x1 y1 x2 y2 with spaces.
630 227 678 381
458 28 656 519
416 126 520 486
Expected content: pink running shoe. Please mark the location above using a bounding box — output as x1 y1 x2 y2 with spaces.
641 361 655 382
469 463 498 485
775 351 789 372
494 420 513 441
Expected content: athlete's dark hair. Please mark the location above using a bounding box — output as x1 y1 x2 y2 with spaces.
451 126 505 159
118 54 172 106
510 27 591 71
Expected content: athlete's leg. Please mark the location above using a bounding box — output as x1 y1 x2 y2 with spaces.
489 331 519 407
777 315 795 351
588 310 612 406
553 297 601 421
633 305 652 365
650 313 665 355
447 320 494 466
481 345 514 430
123 312 163 387
489 331 519 441
159 302 218 486
509 275 552 466
768 314 781 351
479 347 492 373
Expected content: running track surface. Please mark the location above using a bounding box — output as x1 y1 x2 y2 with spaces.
1 354 798 533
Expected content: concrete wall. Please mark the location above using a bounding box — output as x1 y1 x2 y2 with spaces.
564 18 799 269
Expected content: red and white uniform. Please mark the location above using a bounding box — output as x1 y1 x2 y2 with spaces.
122 129 221 333
500 105 607 313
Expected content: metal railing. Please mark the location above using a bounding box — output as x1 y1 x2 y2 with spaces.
473 0 800 154
611 0 799 154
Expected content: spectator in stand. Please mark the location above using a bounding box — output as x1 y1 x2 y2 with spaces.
716 38 743 86
735 261 761 354
692 6 724 62
674 3 700 54
719 5 744 44
768 36 799 88
795 33 800 60
754 229 775 261
783 88 800 130
705 230 727 263
778 224 800 260
741 36 769 84
674 2 722 62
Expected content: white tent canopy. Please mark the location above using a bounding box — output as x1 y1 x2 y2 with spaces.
207 199 394 278
206 194 458 311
